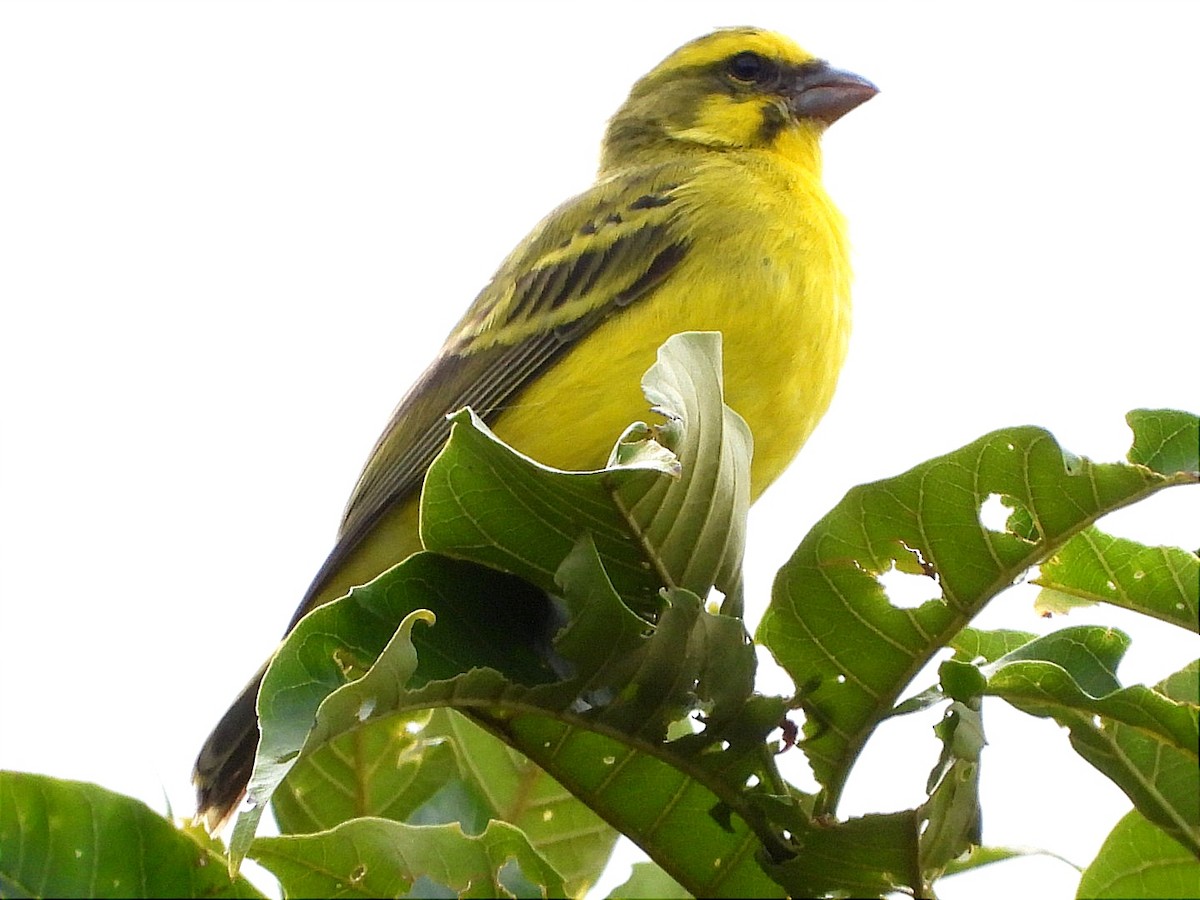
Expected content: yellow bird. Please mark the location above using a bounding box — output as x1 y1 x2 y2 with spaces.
194 26 875 828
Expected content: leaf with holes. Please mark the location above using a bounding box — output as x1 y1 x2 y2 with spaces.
1033 528 1198 631
224 332 802 896
0 772 263 898
411 709 618 897
272 711 457 835
229 555 561 863
250 819 567 899
235 519 782 897
757 410 1198 810
1126 408 1200 476
758 808 922 897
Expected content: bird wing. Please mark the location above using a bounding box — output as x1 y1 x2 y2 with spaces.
298 165 690 613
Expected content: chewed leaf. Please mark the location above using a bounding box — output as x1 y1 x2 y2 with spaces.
250 819 567 899
230 554 560 862
304 609 435 750
759 411 1196 808
1126 408 1200 476
227 333 785 897
1034 527 1198 631
0 772 264 898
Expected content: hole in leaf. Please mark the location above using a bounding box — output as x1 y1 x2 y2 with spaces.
410 876 456 898
978 493 1041 542
979 493 1010 532
1061 449 1084 475
877 562 942 610
775 727 819 791
498 858 540 896
877 541 942 609
755 646 796 698
705 587 726 614
356 697 376 721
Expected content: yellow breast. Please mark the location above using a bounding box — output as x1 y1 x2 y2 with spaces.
490 150 852 498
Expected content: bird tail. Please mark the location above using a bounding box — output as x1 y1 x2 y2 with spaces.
192 664 266 832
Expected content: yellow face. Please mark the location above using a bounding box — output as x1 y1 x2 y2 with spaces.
602 28 875 168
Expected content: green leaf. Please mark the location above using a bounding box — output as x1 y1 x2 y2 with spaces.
281 708 617 896
0 771 263 899
983 630 1198 751
939 844 1079 878
249 818 567 898
419 710 618 897
549 535 757 741
272 711 458 834
984 636 1199 855
757 412 1197 810
234 535 780 896
889 629 1039 719
463 532 785 895
231 553 560 862
420 407 666 613
612 331 753 613
227 332 802 896
758 809 922 898
950 627 1039 664
607 861 690 898
919 695 984 881
1126 408 1200 476
421 331 751 613
938 658 988 703
1077 809 1200 899
1033 527 1199 631
487 714 787 899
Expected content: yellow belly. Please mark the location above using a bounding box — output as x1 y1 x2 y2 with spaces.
491 155 852 497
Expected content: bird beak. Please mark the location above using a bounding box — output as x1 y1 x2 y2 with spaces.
789 62 878 125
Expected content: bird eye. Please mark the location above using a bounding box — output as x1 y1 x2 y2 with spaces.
726 51 773 84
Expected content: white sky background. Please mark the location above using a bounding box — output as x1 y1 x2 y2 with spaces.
1 1 1197 897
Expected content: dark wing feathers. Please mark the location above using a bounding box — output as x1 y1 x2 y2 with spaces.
295 171 688 616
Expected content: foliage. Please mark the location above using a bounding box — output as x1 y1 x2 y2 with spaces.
2 334 1196 898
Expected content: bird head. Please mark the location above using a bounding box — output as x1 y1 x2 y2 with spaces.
601 28 877 172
